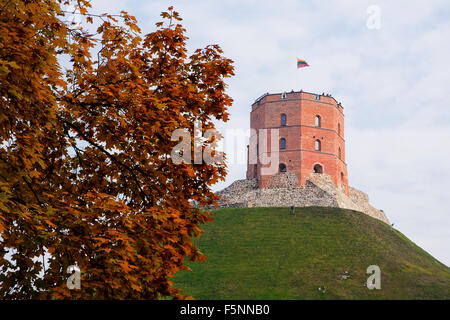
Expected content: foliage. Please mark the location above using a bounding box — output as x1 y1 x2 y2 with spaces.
0 0 233 299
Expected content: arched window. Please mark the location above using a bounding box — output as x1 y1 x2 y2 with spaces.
338 147 341 159
338 123 341 135
341 172 344 185
315 139 321 151
281 113 286 126
313 164 323 174
315 115 321 127
279 163 287 173
280 138 286 149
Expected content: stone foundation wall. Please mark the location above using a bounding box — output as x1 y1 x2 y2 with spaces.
214 173 390 224
265 172 299 189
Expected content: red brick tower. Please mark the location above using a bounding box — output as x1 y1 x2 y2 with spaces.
246 90 349 194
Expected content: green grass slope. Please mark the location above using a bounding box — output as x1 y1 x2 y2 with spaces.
173 207 450 299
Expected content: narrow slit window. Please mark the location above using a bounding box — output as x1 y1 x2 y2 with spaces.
315 139 321 151
315 115 321 127
280 138 286 149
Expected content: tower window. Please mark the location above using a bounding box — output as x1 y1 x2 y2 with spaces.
313 164 323 174
338 123 341 135
341 172 344 184
280 138 286 149
281 113 286 126
315 115 321 127
338 147 341 159
315 139 321 151
279 163 287 173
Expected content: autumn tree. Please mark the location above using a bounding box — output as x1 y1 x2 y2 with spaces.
0 0 233 299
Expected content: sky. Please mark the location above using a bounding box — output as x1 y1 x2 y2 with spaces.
89 0 450 266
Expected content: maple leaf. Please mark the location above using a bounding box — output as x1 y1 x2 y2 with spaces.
0 2 233 300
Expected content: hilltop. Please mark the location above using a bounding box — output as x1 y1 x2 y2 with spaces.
212 173 390 224
173 207 450 299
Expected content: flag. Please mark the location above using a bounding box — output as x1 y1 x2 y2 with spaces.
297 58 309 69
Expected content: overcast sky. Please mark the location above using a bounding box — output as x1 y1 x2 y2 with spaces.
90 0 450 266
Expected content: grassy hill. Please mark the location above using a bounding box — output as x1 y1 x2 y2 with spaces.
172 207 450 299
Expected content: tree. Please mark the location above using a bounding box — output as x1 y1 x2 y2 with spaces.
0 0 234 299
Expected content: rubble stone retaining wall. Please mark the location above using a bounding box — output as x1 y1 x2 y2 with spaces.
214 173 390 224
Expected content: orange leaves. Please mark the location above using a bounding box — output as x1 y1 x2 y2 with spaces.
130 282 142 292
79 6 88 15
44 219 57 228
92 237 109 244
197 253 207 263
0 1 232 300
185 166 196 178
117 260 135 273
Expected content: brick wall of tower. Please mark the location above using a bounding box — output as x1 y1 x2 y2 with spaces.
246 91 349 195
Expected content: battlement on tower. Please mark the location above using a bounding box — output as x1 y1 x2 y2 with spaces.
252 90 343 113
